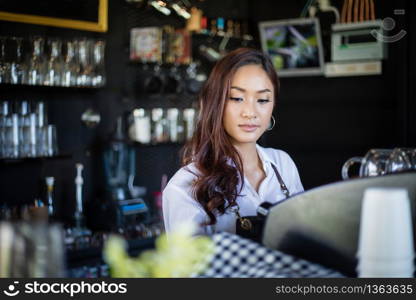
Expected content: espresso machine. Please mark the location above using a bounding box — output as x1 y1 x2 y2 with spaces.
103 117 149 229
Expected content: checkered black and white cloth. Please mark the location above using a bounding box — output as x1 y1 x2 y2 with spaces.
198 232 344 278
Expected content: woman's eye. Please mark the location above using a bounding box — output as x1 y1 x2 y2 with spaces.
229 97 243 102
258 99 271 103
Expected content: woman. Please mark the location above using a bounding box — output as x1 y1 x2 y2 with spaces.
162 48 304 236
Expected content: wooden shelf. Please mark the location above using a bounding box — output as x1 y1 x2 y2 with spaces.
324 61 382 77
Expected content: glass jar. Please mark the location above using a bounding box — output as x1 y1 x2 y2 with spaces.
151 108 168 144
129 108 151 144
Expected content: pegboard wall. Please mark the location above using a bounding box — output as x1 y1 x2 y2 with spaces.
122 0 256 109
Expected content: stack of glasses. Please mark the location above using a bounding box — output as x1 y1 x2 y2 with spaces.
0 100 58 159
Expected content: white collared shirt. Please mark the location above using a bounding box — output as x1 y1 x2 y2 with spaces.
162 144 304 236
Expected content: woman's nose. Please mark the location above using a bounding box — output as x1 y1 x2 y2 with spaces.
241 100 257 119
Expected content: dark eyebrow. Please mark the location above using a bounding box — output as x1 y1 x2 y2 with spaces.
230 86 272 93
257 89 272 94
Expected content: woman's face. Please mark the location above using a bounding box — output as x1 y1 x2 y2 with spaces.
223 64 274 146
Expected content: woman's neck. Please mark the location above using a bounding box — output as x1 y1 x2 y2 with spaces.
233 142 266 193
233 142 261 172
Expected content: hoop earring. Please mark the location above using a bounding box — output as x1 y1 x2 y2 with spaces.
267 115 276 131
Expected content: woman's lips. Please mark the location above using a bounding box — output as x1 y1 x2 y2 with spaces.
238 124 260 132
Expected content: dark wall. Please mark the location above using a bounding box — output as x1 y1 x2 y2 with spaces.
255 0 413 189
0 0 415 224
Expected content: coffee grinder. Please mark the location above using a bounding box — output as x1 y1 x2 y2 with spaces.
103 116 149 230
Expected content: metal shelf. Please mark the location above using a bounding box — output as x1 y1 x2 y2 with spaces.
0 154 73 164
0 83 105 91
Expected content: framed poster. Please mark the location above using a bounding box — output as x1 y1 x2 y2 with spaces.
130 27 163 63
259 18 325 77
166 29 192 65
0 0 108 32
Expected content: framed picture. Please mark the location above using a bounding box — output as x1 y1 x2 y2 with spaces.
166 29 192 65
0 0 108 32
130 27 163 63
259 18 325 77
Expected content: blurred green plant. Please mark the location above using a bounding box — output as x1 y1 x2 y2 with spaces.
103 224 214 277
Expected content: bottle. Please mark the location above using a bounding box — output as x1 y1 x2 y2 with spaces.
210 19 217 35
200 16 208 34
226 20 234 37
74 163 84 230
186 7 202 32
45 177 55 219
217 18 225 36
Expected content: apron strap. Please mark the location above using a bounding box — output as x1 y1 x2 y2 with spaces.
270 163 290 199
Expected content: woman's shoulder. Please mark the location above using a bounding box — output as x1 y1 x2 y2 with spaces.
163 163 206 211
257 144 304 193
165 162 200 191
257 144 295 165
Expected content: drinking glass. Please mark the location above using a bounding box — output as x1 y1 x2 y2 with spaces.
61 40 79 87
40 124 58 157
0 36 11 84
10 37 26 85
91 39 106 87
4 114 19 158
387 148 416 173
76 38 93 86
0 101 10 158
342 149 393 180
20 113 37 157
17 101 30 157
34 101 47 128
27 36 46 85
44 38 63 86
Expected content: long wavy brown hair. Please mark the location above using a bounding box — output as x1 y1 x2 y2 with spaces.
182 48 280 225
